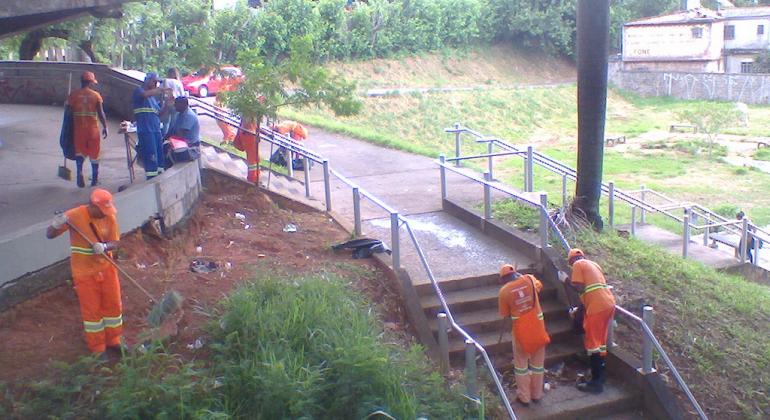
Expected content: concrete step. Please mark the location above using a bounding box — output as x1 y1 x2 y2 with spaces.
593 409 648 420
448 324 582 367
427 300 569 338
421 284 560 319
414 269 541 296
511 377 641 420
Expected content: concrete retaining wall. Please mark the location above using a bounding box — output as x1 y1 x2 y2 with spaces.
0 61 141 120
608 61 770 104
0 161 201 311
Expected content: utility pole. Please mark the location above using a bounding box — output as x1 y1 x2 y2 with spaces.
573 0 610 230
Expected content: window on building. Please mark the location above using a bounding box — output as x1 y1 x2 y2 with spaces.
725 25 735 40
692 27 703 38
758 25 765 35
741 61 754 73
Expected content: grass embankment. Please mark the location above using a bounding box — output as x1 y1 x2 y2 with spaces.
284 47 770 227
1 273 477 419
576 230 770 419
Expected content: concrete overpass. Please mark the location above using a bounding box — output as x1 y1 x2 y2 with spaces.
0 0 131 38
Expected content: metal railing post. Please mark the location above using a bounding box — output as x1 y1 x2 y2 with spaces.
607 315 616 352
483 172 492 220
640 184 646 224
285 148 294 178
437 313 450 375
740 217 749 264
487 141 494 180
526 146 534 192
464 339 478 399
439 154 447 200
390 212 400 269
703 225 710 247
640 306 656 374
352 187 362 237
540 193 549 249
608 181 615 229
322 159 331 212
631 206 637 237
454 123 461 167
562 173 568 209
753 230 760 266
303 157 310 198
683 212 690 259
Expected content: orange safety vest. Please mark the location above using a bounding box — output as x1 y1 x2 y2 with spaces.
499 274 551 354
64 205 119 277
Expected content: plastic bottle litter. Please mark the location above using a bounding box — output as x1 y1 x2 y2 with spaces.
234 212 246 221
283 223 298 233
195 246 203 254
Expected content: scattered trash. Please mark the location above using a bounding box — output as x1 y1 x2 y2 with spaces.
544 382 552 392
332 238 391 259
226 240 234 249
190 259 218 273
195 246 203 254
283 223 298 233
224 262 232 270
136 263 146 269
257 254 266 258
547 361 565 377
244 224 250 230
234 212 246 221
186 337 205 350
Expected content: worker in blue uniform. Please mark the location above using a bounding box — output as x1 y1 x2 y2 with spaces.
132 72 172 179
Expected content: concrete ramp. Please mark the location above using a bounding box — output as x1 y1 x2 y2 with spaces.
1 0 130 37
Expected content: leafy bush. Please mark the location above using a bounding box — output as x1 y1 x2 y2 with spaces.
6 273 474 419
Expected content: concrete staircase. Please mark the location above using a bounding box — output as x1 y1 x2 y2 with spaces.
416 272 647 419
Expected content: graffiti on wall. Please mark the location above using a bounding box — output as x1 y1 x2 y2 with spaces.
609 66 770 104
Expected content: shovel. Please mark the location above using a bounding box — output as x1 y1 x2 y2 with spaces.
58 157 72 181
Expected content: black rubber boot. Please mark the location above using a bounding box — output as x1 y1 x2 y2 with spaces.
577 353 605 393
76 157 85 188
91 163 99 186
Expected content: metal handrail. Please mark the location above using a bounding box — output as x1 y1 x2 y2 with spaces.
442 134 708 419
193 108 517 418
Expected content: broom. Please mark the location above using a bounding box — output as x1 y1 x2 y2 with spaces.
64 219 183 327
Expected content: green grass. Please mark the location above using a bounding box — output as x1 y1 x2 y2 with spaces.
754 147 770 161
4 272 478 419
576 229 770 418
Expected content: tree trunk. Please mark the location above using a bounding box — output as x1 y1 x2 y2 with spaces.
573 0 610 230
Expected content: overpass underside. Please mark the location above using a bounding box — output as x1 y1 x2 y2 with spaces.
0 0 129 38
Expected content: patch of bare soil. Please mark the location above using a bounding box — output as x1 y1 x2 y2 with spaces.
0 181 409 385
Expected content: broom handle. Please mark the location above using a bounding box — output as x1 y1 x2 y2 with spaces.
65 220 157 303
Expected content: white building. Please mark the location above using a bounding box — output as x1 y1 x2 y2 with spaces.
622 3 770 73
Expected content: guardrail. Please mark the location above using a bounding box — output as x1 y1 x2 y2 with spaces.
447 123 768 266
189 102 518 419
438 135 708 420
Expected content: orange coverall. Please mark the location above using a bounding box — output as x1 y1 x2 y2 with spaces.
571 259 616 356
214 95 235 143
234 119 259 183
499 274 551 403
67 87 103 161
274 120 308 141
58 205 123 353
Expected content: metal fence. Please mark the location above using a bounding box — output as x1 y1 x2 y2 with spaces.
447 123 769 266
443 125 708 420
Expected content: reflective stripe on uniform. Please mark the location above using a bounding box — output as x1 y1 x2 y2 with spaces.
586 345 607 355
103 315 123 329
71 246 94 255
514 366 530 375
581 283 608 296
248 164 259 170
510 315 519 320
83 319 105 333
529 364 545 374
133 107 158 114
73 111 98 117
146 170 159 176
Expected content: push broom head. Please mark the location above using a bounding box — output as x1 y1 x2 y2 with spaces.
146 290 183 328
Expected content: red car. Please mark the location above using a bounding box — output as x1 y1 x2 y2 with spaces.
182 66 243 97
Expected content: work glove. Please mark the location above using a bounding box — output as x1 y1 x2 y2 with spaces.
51 213 68 229
92 242 107 255
557 271 569 283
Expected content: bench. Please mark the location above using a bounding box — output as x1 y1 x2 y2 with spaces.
708 232 739 251
605 136 626 147
669 124 697 133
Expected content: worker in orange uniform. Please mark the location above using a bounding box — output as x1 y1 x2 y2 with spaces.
562 248 616 393
233 117 260 183
46 188 124 359
66 71 109 188
498 264 550 406
214 92 235 145
274 120 308 142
